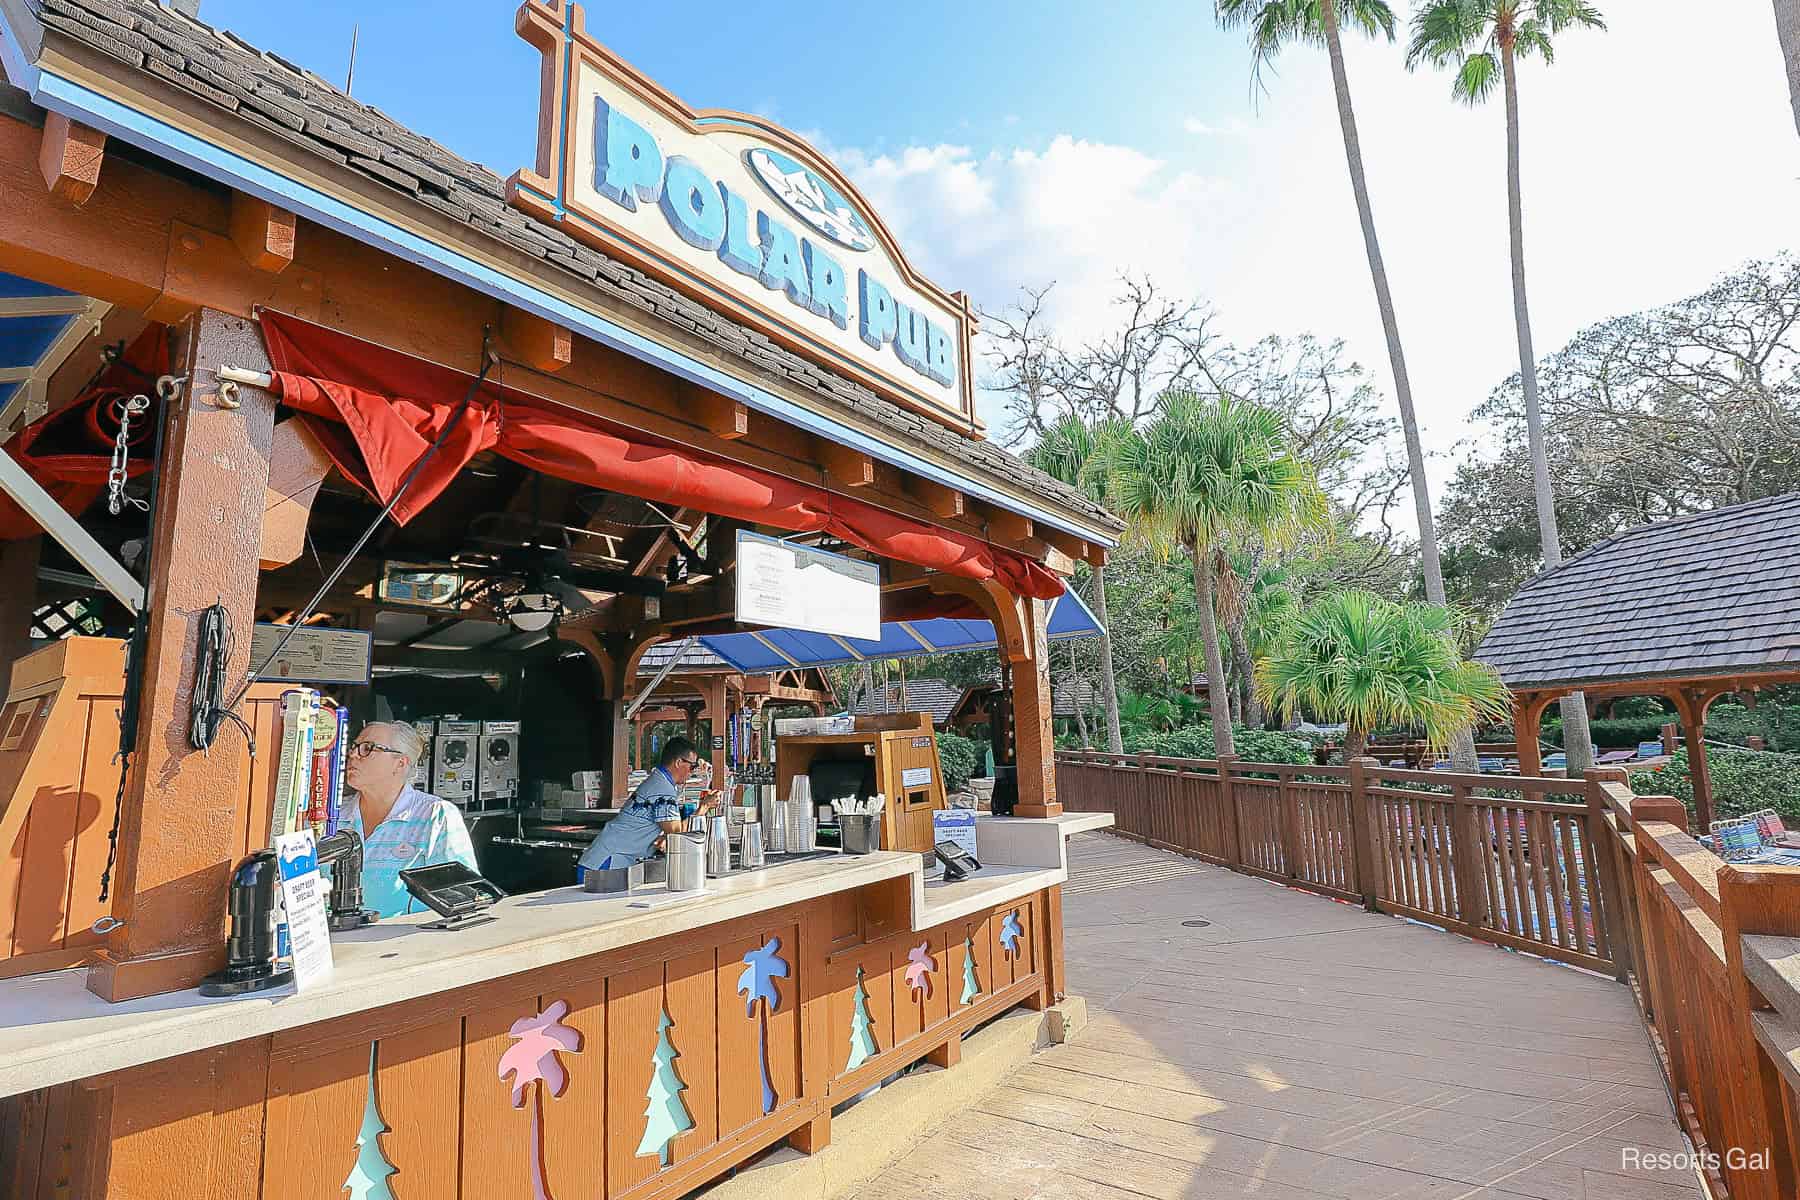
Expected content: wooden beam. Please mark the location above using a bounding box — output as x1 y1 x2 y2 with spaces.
818 440 875 488
227 193 295 274
1084 542 1110 568
501 304 573 372
1040 527 1087 563
681 384 749 440
38 112 104 207
906 477 965 520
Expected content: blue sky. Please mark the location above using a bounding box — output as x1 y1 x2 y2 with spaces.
194 1 1800 523
196 0 1239 170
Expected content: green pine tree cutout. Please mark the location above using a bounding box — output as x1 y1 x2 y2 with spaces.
343 1042 398 1200
959 936 981 1006
846 965 878 1071
635 1009 695 1167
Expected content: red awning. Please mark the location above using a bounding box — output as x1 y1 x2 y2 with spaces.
258 311 1063 600
0 327 170 541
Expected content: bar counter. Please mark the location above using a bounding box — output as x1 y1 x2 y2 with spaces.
2 813 1109 1200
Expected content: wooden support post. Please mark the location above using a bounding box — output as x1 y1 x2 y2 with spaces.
1718 866 1800 1200
1217 754 1243 868
1674 688 1716 830
1009 597 1061 818
926 1032 962 1069
1447 783 1489 930
1347 756 1381 911
38 113 105 207
704 677 728 787
0 535 41 693
1585 768 1635 984
788 1111 830 1154
1513 692 1550 778
86 311 279 1003
227 194 295 274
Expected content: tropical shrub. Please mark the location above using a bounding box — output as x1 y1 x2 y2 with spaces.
1631 748 1800 824
1121 722 1309 766
935 732 980 792
1706 703 1800 753
1543 715 1673 750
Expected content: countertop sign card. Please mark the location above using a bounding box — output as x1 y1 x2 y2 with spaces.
274 831 334 990
933 809 977 860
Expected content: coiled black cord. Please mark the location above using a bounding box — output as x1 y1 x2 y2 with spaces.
191 600 257 752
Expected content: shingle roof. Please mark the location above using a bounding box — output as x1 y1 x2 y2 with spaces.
850 678 963 726
25 0 1121 536
1474 492 1800 689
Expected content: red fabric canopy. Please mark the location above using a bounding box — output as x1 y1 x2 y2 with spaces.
0 327 170 541
259 312 1063 600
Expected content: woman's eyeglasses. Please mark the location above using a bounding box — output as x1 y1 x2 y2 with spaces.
348 741 405 760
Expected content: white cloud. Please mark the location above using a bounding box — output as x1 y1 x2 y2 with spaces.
834 1 1800 530
1182 116 1251 137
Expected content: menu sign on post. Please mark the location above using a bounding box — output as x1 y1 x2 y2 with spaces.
734 531 880 642
274 831 334 990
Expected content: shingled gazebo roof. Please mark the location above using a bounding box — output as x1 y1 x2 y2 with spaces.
1475 491 1800 691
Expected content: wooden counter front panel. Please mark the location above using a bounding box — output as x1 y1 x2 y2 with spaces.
40 887 1053 1200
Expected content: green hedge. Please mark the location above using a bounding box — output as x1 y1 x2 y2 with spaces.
1544 714 1673 749
1120 723 1311 766
935 731 979 793
1630 747 1800 825
1705 703 1800 753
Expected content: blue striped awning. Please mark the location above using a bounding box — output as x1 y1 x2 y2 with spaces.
690 587 1104 672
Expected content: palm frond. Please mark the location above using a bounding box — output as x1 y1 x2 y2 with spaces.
1453 51 1500 103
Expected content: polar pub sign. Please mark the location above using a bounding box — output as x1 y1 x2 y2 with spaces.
507 1 981 432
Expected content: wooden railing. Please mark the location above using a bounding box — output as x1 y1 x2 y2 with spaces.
1056 748 1800 1199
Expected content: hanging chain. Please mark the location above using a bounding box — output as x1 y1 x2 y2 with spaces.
105 394 150 516
105 376 181 516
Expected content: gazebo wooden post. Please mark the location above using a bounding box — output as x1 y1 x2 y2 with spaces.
1672 686 1719 830
1512 691 1557 778
702 677 728 787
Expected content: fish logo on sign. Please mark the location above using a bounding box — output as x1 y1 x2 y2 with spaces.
745 148 876 253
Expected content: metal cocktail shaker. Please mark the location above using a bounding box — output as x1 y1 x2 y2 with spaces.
666 832 706 892
740 820 765 869
706 814 732 876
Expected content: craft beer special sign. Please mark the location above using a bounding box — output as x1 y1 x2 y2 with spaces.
507 0 979 432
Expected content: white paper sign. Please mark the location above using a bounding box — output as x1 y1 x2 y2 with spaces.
902 766 934 789
933 809 977 859
274 831 334 990
735 531 880 641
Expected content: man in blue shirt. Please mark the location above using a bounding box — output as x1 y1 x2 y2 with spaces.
578 736 719 872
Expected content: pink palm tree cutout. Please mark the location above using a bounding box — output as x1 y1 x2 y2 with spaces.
498 999 582 1200
904 942 935 999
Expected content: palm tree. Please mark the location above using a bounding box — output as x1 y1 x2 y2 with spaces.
1406 0 1605 774
1257 590 1510 760
1216 0 1482 771
1101 391 1327 758
1027 413 1129 753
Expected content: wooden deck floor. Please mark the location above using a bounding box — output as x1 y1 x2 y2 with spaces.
852 832 1703 1200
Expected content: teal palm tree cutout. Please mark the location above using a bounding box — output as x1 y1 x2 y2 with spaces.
999 912 1023 959
344 1042 398 1200
846 965 878 1071
959 937 981 1006
904 942 934 999
498 999 582 1200
737 936 790 1115
636 1009 695 1166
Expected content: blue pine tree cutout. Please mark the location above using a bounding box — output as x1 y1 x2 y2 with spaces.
636 1009 695 1167
846 965 878 1071
343 1042 398 1200
999 911 1023 959
736 937 790 1115
959 936 982 1006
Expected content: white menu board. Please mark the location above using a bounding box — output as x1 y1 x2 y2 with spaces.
273 831 334 990
734 531 880 642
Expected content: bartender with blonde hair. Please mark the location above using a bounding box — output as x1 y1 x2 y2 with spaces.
340 721 479 918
